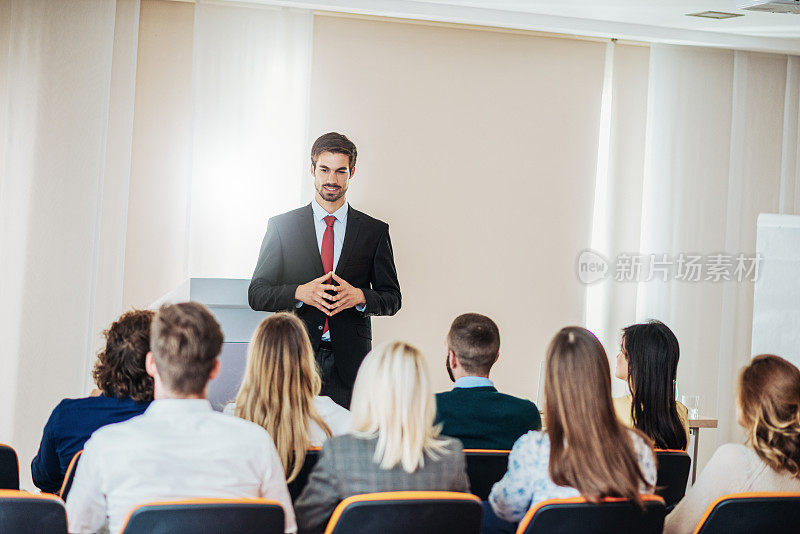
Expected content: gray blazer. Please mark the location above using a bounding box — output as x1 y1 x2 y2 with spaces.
295 434 469 534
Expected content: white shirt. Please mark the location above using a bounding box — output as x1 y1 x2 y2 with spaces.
311 199 348 273
65 399 297 534
224 396 351 447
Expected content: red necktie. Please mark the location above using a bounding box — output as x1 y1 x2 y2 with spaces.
321 215 335 335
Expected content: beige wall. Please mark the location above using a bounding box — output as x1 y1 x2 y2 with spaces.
122 0 194 309
308 15 608 399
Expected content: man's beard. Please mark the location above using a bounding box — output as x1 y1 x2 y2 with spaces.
318 184 345 202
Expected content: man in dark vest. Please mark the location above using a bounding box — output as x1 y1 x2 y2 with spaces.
436 313 541 449
249 132 401 408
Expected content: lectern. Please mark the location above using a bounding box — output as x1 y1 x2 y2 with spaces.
151 278 269 410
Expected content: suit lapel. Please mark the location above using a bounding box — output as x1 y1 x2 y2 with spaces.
298 203 325 276
336 206 362 277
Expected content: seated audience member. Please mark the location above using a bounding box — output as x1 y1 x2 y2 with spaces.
665 354 800 534
295 341 469 534
65 302 296 534
435 313 541 449
486 327 656 533
613 320 689 450
227 312 351 482
31 309 154 493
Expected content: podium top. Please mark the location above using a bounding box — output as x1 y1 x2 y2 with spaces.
150 278 252 309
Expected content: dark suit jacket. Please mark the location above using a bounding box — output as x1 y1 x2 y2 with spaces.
435 386 541 450
249 203 401 384
294 434 469 534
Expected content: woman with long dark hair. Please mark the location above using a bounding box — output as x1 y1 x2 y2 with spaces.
614 320 688 450
487 327 655 529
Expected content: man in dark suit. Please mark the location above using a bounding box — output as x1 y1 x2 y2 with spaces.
436 313 541 450
249 132 401 408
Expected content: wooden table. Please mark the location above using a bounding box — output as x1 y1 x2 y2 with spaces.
688 417 718 484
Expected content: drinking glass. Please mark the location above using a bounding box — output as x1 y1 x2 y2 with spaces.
681 394 700 420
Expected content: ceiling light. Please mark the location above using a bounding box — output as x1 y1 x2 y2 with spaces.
687 11 745 18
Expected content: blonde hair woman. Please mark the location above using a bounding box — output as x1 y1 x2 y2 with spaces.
228 313 351 482
665 354 800 533
295 341 469 533
486 327 656 531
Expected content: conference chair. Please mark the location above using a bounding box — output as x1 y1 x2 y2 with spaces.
324 491 482 534
692 492 800 534
515 495 666 534
59 449 82 500
463 449 510 500
654 449 691 511
120 498 285 534
0 444 19 490
287 448 320 501
0 490 68 533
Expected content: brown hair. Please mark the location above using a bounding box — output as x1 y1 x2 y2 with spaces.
446 313 500 375
738 354 800 478
150 302 224 396
234 313 332 482
545 326 652 508
92 309 155 403
310 132 357 170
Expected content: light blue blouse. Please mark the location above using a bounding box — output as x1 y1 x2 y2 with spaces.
488 430 657 523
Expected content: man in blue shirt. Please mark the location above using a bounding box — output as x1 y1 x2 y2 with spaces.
435 313 541 450
31 310 153 493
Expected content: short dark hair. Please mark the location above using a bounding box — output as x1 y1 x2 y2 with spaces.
150 302 224 396
92 309 155 403
310 132 357 170
446 313 500 375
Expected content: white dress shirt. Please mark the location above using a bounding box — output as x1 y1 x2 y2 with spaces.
297 199 365 341
65 399 297 534
224 396 351 447
311 199 348 274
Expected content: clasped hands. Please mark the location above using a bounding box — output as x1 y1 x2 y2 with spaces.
295 272 366 316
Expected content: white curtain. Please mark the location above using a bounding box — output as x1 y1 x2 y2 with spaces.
593 44 800 467
188 1 312 279
0 0 134 490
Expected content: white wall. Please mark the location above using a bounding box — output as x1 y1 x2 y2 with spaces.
307 14 608 399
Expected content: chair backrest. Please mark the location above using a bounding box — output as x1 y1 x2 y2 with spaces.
654 449 691 511
693 492 800 534
120 498 285 534
58 449 83 501
0 490 67 533
325 491 482 534
0 444 19 490
287 448 320 502
516 495 666 534
463 449 510 500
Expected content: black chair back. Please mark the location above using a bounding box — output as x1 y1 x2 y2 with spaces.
654 449 691 511
288 448 320 501
694 493 800 534
516 495 666 534
121 499 285 534
59 449 83 500
0 444 19 490
463 449 510 500
0 490 67 533
325 491 482 534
